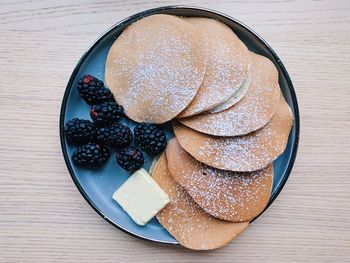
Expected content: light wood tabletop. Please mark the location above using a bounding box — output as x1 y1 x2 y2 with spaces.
1 0 350 262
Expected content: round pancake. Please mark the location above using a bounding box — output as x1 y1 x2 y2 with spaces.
166 139 273 222
153 154 249 250
174 97 293 172
105 14 206 124
180 53 280 136
177 18 251 118
209 68 252 113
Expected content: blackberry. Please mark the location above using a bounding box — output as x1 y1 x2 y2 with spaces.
115 147 144 171
64 118 97 145
77 74 113 105
90 101 124 126
134 123 167 155
72 143 110 168
97 123 132 148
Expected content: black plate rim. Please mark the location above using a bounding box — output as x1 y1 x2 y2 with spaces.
59 5 300 245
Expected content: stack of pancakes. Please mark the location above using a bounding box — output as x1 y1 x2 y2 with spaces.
106 14 293 250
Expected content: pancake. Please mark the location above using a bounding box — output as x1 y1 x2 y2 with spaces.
174 97 293 172
105 14 206 124
177 18 251 118
180 53 280 136
166 139 273 222
153 154 249 250
209 68 252 113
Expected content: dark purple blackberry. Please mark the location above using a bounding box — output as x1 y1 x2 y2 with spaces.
72 143 110 168
115 147 144 171
134 123 167 155
97 123 132 148
64 118 97 145
77 74 113 105
90 102 124 126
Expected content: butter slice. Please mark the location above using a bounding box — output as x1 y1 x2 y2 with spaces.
113 168 170 226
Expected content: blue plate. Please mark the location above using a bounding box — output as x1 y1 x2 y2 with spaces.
60 6 300 245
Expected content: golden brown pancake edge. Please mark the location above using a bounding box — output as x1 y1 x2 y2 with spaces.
152 154 249 250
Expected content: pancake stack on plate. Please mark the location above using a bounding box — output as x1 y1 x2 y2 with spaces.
106 14 293 250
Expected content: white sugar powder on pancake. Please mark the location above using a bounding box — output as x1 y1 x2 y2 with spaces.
178 18 251 118
166 139 273 222
105 15 206 124
179 53 280 137
152 154 249 250
209 66 252 113
174 97 293 172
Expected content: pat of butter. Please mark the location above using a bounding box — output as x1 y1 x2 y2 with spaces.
113 168 170 226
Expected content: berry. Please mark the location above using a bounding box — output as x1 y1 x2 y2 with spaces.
90 102 124 126
134 123 167 155
64 118 97 145
72 143 110 168
115 147 144 171
77 74 113 105
97 123 132 148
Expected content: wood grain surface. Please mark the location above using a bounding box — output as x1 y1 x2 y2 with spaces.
0 0 349 262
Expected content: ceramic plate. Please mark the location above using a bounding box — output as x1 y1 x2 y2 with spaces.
60 6 300 245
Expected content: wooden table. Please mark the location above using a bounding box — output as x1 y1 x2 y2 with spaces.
1 0 349 262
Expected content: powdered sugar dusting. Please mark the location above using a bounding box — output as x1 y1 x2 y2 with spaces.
166 139 273 221
174 98 292 172
199 122 274 171
154 156 212 240
179 18 250 117
153 154 248 250
180 53 280 136
106 15 205 123
157 181 214 243
209 64 252 113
